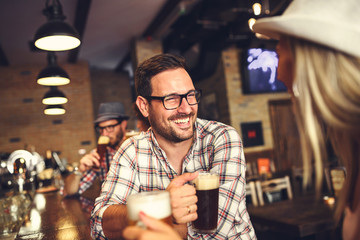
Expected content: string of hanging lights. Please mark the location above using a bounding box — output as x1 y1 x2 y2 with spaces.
34 0 80 115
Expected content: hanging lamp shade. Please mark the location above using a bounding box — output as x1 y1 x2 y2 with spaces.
34 0 80 51
37 52 70 86
42 86 68 105
34 21 81 51
44 104 66 115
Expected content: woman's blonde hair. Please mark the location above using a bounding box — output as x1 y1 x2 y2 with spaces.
288 37 360 220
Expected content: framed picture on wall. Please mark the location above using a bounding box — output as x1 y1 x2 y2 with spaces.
241 121 264 147
198 92 219 121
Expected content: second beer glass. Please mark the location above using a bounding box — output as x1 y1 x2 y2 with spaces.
126 191 172 228
94 136 110 170
192 172 219 233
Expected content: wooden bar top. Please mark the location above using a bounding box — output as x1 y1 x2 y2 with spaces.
248 195 337 238
15 192 92 240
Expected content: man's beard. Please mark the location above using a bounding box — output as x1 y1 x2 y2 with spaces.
109 131 124 149
148 109 196 143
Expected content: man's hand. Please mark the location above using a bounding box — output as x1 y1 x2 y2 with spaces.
78 149 100 172
123 212 182 240
167 172 199 224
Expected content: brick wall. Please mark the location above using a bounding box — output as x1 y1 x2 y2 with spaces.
132 38 163 67
197 47 291 156
0 44 289 165
0 61 96 164
0 39 159 164
223 47 291 154
90 69 135 130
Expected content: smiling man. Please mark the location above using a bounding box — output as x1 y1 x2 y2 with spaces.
91 54 256 239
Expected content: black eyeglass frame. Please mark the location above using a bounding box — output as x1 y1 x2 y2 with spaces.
95 121 121 133
145 89 202 110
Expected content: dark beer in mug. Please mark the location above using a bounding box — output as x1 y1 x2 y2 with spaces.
94 136 109 170
127 191 172 228
192 172 219 233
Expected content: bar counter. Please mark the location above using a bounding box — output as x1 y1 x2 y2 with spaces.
15 191 92 240
248 195 340 239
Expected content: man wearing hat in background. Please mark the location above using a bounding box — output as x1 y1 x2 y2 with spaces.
62 102 129 197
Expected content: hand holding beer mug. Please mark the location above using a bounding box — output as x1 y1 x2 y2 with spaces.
127 191 172 228
192 172 219 233
123 212 182 240
94 136 110 170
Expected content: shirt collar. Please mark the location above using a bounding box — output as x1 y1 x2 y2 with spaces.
147 119 200 173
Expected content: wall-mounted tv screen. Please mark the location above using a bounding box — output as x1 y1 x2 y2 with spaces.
241 48 288 94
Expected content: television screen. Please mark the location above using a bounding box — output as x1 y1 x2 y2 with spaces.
241 48 287 94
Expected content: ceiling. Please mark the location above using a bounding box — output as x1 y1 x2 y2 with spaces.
0 0 291 80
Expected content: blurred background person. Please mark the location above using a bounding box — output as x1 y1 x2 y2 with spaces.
62 102 129 198
253 0 360 239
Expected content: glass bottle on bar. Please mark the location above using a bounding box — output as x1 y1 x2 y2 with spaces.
38 150 54 187
45 150 54 169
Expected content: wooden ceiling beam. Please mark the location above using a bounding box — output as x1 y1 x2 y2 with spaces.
0 43 9 66
114 0 183 72
67 0 92 63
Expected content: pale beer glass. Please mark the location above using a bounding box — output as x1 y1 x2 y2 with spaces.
127 191 172 228
94 136 109 170
192 172 219 233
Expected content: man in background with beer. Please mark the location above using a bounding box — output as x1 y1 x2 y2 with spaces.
62 102 129 197
91 54 256 239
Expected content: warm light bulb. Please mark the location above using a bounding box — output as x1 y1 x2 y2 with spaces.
42 96 68 105
252 3 262 16
35 35 81 51
37 76 70 86
44 106 66 115
248 18 256 31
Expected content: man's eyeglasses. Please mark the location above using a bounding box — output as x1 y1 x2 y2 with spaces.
145 90 202 110
95 122 120 133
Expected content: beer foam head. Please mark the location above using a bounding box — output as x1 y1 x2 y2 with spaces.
98 135 110 144
193 172 219 190
127 191 171 221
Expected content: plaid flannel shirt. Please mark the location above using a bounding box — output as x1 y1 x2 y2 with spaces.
77 147 116 195
91 118 256 240
60 147 116 197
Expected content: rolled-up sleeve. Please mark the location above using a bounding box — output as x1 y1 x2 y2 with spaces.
91 140 139 239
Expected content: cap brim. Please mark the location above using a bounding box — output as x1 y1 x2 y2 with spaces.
252 16 319 41
94 114 129 124
253 15 360 59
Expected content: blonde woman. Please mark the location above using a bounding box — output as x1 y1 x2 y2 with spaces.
253 0 360 239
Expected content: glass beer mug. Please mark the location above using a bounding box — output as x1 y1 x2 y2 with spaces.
126 191 172 228
192 172 220 234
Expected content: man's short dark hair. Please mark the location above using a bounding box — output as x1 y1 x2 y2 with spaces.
134 53 188 97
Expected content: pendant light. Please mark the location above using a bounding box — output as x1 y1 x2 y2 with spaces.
37 52 70 86
42 86 68 105
34 0 81 51
44 105 66 115
252 2 262 16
